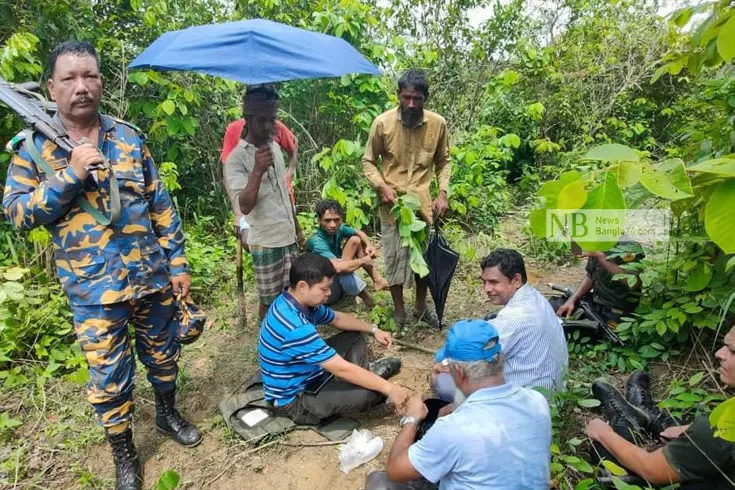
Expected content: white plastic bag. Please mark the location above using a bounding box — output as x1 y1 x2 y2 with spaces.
338 429 384 474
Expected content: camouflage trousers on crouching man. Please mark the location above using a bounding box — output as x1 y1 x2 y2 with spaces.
72 285 180 434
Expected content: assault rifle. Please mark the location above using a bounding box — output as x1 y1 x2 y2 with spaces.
0 76 119 224
549 284 624 346
0 77 74 152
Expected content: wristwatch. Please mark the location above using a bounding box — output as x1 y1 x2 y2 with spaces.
371 324 379 334
399 416 420 427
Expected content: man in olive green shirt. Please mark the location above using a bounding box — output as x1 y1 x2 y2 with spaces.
585 326 735 488
362 69 452 328
555 240 645 329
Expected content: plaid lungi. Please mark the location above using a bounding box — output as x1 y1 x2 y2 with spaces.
250 243 299 304
381 221 414 288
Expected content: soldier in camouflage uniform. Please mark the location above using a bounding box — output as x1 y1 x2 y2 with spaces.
2 41 201 490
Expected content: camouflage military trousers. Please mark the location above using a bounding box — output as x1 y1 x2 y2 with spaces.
72 286 180 434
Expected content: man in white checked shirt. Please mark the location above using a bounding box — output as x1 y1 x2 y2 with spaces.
433 249 568 406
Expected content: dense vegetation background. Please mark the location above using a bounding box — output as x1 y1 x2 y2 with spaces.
1 0 734 488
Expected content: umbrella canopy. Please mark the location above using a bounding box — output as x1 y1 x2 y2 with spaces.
128 19 380 84
424 222 460 328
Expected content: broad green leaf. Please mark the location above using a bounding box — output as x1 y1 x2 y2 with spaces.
710 396 735 441
688 158 735 177
658 158 694 196
672 6 693 27
0 412 23 429
602 460 628 476
155 469 181 490
409 220 426 232
401 194 421 211
161 100 176 116
705 179 735 254
580 172 626 252
611 476 639 490
582 144 639 163
686 263 713 292
640 166 691 200
557 180 588 211
726 256 735 273
613 161 641 188
577 398 601 408
538 171 582 208
499 133 521 148
716 15 735 62
529 208 547 238
400 207 414 224
688 372 705 386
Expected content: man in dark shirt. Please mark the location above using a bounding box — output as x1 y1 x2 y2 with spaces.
585 326 735 488
556 241 645 328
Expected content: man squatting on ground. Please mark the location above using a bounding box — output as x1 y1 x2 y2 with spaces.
306 198 389 308
258 253 410 424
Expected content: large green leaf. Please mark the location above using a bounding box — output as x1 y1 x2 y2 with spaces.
613 161 642 188
688 158 735 177
716 15 735 62
582 144 639 163
529 208 547 238
538 171 582 208
640 166 692 200
705 179 735 253
658 158 694 196
686 263 713 291
557 180 588 211
580 172 626 252
710 397 735 442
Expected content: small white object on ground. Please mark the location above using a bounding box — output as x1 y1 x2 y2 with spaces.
338 429 384 474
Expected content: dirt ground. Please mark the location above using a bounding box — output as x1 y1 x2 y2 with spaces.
1 211 591 490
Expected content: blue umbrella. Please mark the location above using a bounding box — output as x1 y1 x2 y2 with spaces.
128 18 380 84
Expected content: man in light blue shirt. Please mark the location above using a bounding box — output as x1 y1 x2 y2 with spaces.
434 249 568 401
364 320 552 490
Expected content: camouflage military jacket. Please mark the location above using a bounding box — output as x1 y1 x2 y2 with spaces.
2 114 189 306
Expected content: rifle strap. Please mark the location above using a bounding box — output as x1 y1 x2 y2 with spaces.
23 130 121 226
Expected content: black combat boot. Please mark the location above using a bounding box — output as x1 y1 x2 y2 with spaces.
154 388 203 447
592 379 651 435
369 357 402 379
107 429 142 490
625 370 678 436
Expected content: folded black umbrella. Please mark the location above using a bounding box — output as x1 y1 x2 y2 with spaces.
424 220 460 328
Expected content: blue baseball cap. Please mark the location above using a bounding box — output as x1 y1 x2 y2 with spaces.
435 319 502 363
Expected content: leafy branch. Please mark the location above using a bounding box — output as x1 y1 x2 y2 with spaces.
390 194 429 278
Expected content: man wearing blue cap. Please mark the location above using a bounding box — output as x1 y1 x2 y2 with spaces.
364 320 552 490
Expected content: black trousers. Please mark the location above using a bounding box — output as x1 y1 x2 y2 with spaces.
274 331 384 424
364 471 437 490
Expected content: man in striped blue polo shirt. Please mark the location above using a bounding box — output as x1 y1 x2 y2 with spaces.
258 253 410 424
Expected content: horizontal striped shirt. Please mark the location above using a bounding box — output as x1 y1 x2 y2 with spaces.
258 291 337 406
492 284 568 395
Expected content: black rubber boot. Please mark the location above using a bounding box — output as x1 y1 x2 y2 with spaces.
592 379 651 435
107 429 142 490
625 370 678 436
369 357 402 379
154 388 203 447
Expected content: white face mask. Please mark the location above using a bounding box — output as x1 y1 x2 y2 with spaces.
453 387 467 407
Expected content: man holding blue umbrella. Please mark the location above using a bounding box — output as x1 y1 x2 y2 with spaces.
224 85 302 319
